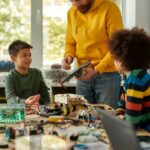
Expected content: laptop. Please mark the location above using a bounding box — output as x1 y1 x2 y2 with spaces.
96 109 142 150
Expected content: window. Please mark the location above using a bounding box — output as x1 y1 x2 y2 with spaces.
0 0 123 69
0 0 31 61
43 0 72 67
43 0 123 68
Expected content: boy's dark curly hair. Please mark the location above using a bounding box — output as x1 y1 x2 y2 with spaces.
8 40 32 56
108 27 150 71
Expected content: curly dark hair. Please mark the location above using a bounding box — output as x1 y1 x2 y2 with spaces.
8 40 32 56
108 27 150 71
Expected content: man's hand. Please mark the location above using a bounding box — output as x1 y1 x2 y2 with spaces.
77 67 99 80
62 56 73 70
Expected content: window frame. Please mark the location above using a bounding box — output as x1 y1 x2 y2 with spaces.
31 0 124 69
31 0 43 69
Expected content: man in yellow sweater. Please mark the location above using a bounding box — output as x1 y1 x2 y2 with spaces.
62 0 123 108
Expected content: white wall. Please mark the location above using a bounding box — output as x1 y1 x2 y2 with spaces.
136 0 150 33
123 0 136 28
124 0 150 33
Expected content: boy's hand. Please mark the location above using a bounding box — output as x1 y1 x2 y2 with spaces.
117 114 125 120
35 94 41 101
25 94 41 106
30 102 39 112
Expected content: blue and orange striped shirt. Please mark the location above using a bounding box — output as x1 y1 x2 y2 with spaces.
117 69 150 131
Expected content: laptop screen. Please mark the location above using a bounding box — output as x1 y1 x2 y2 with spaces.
96 109 141 150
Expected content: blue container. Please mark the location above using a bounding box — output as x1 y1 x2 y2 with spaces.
73 144 88 150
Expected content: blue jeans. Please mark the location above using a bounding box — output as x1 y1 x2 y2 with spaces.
76 72 121 109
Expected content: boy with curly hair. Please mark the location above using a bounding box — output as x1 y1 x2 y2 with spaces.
108 27 150 131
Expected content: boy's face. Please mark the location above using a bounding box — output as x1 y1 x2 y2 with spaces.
114 60 126 75
11 48 32 70
72 0 94 13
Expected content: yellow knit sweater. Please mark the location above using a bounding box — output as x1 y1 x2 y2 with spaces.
65 0 123 73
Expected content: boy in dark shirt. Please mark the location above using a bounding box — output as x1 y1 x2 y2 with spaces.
5 40 50 109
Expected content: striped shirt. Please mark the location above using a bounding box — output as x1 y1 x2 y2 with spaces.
117 69 150 131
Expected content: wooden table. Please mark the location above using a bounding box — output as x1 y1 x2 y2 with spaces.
1 105 149 150
0 114 109 150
